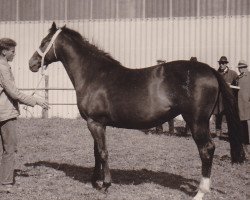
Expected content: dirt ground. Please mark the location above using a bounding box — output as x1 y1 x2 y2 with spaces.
0 118 249 200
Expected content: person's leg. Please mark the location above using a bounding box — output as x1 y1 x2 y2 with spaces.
0 118 17 185
240 120 248 145
241 120 249 159
168 119 174 134
155 125 163 134
246 120 250 145
215 113 223 136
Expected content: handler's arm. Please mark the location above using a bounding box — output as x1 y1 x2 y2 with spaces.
0 67 37 106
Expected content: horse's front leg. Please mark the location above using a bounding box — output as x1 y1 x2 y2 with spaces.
87 118 112 191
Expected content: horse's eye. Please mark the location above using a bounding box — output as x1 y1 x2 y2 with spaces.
41 38 49 47
41 41 46 47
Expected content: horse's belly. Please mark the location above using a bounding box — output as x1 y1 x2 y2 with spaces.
108 105 173 129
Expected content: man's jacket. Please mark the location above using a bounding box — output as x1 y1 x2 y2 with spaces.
238 71 250 120
213 67 238 114
0 59 36 121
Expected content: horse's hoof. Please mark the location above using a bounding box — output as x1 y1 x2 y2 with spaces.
92 181 102 190
102 182 111 191
193 190 205 200
98 182 111 193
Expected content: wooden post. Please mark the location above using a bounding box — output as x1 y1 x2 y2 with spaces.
42 75 49 118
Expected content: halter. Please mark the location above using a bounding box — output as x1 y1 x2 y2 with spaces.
23 30 62 114
36 29 62 72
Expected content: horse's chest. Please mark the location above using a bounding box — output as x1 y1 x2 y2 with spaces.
77 90 109 117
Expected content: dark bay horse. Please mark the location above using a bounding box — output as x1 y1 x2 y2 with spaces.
29 22 245 200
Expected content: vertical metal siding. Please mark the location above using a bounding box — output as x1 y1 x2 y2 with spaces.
0 0 17 21
0 16 249 118
44 0 66 20
1 0 250 21
67 0 92 20
19 0 41 21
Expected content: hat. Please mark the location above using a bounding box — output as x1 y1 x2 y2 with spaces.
237 60 248 68
218 56 228 63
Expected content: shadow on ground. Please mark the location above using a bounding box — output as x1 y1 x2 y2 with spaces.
24 161 198 196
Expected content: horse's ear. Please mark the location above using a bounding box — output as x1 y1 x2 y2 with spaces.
51 22 57 32
62 24 66 29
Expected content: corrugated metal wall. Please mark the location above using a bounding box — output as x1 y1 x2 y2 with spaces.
0 16 249 118
1 0 250 22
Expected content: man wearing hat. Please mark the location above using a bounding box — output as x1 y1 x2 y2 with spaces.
213 56 238 138
236 60 250 148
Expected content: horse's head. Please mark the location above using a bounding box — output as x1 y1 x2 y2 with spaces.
29 22 62 72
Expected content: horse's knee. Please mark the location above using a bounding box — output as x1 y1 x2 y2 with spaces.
100 150 108 161
198 140 215 177
192 129 215 159
200 141 215 160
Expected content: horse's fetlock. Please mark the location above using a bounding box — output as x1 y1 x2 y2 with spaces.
199 177 211 193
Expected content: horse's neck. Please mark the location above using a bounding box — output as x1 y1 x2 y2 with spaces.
59 49 87 91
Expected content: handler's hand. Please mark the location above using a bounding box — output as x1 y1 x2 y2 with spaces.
35 97 49 109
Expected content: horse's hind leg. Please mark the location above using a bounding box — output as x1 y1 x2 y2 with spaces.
92 141 102 188
191 120 215 200
87 118 111 191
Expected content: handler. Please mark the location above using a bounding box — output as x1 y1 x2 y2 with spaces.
0 38 49 192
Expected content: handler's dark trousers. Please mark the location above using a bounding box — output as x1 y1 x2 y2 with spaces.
215 112 225 131
0 118 17 185
240 120 250 145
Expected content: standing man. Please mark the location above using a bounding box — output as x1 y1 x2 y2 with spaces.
0 38 49 192
155 59 174 135
213 56 238 138
236 60 250 153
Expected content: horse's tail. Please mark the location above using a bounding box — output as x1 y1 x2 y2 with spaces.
211 68 246 163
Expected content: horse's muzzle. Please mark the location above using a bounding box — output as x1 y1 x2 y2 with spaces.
29 60 40 72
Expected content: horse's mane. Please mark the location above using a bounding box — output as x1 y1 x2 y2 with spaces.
53 26 122 66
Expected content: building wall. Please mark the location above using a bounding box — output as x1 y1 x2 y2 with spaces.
0 16 249 118
0 0 249 118
0 0 249 22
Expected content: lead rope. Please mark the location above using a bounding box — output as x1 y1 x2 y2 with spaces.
23 74 46 117
23 29 62 117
